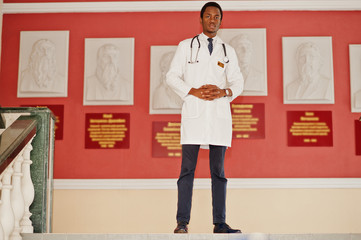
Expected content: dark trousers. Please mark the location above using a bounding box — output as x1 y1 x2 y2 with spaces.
176 144 227 224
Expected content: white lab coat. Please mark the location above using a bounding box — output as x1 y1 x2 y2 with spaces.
166 33 244 148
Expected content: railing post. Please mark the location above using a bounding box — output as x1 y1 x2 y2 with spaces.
20 137 35 233
0 181 4 240
10 153 25 240
0 165 15 240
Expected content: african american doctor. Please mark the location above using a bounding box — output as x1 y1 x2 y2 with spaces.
166 1 244 234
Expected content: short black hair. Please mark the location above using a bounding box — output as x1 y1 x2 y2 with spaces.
200 2 223 20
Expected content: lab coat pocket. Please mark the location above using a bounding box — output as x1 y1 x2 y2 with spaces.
214 60 226 74
212 60 227 85
182 96 199 118
216 98 231 119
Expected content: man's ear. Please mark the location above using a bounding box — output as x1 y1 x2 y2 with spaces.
199 17 203 24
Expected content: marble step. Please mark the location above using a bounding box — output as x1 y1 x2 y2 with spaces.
21 233 361 240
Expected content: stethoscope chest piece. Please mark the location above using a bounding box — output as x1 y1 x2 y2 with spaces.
222 44 229 63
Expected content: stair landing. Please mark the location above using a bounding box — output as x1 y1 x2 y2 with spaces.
22 233 361 240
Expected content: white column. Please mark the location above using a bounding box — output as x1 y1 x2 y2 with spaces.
20 137 35 233
0 165 15 240
10 153 25 240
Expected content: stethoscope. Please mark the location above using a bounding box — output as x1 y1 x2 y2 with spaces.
188 35 230 64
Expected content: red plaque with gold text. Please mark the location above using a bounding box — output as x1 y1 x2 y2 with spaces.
287 111 333 146
231 103 265 139
85 113 129 149
354 120 361 155
21 104 64 140
152 121 181 158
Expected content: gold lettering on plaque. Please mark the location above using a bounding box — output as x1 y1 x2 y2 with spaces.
155 122 182 154
289 113 330 137
232 104 259 138
88 115 128 148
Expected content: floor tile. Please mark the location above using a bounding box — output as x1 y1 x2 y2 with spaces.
43 233 67 240
269 234 311 240
189 234 213 240
243 233 269 240
213 234 229 240
170 234 189 240
21 233 44 240
107 234 148 240
351 234 361 240
66 234 107 240
310 234 350 240
148 233 172 240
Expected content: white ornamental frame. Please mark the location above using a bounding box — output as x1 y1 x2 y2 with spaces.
149 45 182 114
83 38 134 106
282 36 334 104
350 44 361 112
217 28 268 96
17 31 69 98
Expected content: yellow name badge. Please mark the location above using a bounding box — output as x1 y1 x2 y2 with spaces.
217 61 224 68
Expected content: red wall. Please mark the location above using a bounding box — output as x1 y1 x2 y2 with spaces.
4 0 159 2
1 11 361 179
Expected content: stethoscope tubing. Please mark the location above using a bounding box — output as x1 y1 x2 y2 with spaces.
188 35 200 64
188 35 229 64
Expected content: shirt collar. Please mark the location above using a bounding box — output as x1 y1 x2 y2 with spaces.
200 32 219 45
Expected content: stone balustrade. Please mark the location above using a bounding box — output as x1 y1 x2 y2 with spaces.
0 108 55 235
0 115 38 240
0 136 35 240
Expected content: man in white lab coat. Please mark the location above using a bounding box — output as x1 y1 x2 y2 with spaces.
166 1 244 234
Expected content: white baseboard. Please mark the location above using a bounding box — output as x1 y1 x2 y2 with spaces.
53 178 361 190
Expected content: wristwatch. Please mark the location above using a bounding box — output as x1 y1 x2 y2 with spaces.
224 89 230 97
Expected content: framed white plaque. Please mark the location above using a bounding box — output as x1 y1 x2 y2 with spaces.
350 44 361 112
282 36 334 104
218 28 267 96
17 31 69 98
149 46 182 114
83 38 134 106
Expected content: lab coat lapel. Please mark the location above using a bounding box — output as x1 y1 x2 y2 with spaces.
196 35 212 85
211 36 224 60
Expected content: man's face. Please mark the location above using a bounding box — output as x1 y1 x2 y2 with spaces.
298 47 321 82
234 41 252 65
97 47 120 89
160 52 174 73
31 40 57 87
200 6 221 38
99 49 119 70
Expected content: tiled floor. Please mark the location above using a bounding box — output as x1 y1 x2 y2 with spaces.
21 233 361 240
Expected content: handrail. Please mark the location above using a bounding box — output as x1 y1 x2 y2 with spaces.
0 114 5 129
0 118 37 173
